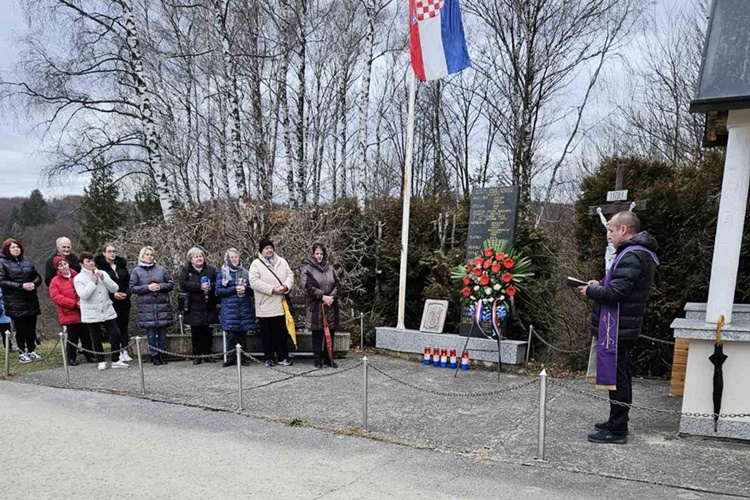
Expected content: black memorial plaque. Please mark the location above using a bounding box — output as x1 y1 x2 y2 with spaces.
459 186 520 335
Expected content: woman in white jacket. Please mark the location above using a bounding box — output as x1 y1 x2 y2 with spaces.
74 252 128 370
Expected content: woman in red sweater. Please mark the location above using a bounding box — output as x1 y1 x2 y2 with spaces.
49 256 94 365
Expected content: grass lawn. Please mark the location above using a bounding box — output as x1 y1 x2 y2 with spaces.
0 338 75 380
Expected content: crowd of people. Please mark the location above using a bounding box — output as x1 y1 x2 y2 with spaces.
0 236 341 371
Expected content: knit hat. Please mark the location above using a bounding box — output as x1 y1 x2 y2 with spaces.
53 256 66 268
258 238 274 253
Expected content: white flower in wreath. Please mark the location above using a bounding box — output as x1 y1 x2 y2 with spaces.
493 283 501 291
484 287 493 296
474 286 480 291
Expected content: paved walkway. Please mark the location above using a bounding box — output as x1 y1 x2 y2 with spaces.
8 352 750 498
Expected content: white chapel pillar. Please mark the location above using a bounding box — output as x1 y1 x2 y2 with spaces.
705 108 750 324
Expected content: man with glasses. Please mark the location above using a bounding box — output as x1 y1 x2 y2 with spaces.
44 237 81 287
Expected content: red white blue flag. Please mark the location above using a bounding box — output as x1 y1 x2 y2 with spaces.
409 0 471 81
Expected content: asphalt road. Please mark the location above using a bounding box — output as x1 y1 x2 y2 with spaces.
0 381 739 500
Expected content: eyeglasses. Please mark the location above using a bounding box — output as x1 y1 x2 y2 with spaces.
105 249 117 253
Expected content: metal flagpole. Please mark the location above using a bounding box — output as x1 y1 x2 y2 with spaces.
396 69 417 331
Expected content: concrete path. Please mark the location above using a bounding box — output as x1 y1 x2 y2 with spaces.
8 353 750 498
0 381 742 500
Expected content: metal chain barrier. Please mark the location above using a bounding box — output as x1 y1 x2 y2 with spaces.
638 334 675 345
368 362 539 397
146 344 233 360
66 339 138 357
26 336 61 361
240 350 364 379
553 380 750 419
530 328 589 354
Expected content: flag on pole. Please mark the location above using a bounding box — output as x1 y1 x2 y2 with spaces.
409 0 471 82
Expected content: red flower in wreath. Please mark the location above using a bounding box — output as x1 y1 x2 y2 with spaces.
491 263 501 274
506 285 517 297
479 274 490 286
495 252 506 261
501 273 513 283
474 257 484 267
504 258 515 269
473 268 483 277
462 287 471 297
483 259 492 269
463 276 470 286
484 248 494 258
465 263 473 272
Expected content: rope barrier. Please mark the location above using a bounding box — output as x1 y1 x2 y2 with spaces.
530 328 589 354
553 380 750 419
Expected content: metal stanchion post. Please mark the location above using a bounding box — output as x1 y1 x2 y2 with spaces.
525 325 534 370
60 331 70 385
4 329 11 377
360 312 364 350
236 343 243 410
535 368 548 462
223 331 227 364
135 336 146 394
179 314 184 336
362 356 368 431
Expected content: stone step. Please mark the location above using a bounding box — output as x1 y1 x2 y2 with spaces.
670 317 750 342
684 302 750 322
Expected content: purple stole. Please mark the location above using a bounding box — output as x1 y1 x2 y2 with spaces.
596 245 659 390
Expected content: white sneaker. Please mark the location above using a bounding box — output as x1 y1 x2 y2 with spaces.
120 351 133 362
27 351 42 361
111 360 129 369
18 353 32 364
97 362 109 371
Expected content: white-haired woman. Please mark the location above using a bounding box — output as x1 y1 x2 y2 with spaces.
179 247 218 364
129 246 173 365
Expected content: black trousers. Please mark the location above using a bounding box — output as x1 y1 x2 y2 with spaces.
13 316 37 353
191 324 213 355
65 323 89 362
0 322 11 348
608 339 634 434
87 319 121 363
311 329 335 363
225 330 246 364
259 316 289 362
113 300 131 349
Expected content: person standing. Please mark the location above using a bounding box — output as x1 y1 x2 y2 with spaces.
301 243 340 369
44 236 81 287
130 246 173 366
0 239 42 363
179 247 218 365
578 211 659 444
216 248 257 367
75 252 128 370
49 257 94 365
250 238 294 367
95 244 133 362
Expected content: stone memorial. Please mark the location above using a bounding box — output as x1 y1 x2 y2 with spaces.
419 300 449 333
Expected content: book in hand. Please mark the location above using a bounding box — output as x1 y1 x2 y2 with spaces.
566 277 589 288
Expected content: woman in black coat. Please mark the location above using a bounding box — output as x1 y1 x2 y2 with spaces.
179 247 218 364
300 243 340 369
0 238 42 363
95 243 133 361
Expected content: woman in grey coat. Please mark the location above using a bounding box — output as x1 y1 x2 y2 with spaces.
300 243 340 368
129 246 174 365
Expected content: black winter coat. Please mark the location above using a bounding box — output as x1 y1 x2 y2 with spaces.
0 255 42 318
44 252 81 287
130 264 174 329
300 256 340 331
179 265 218 326
95 253 132 305
587 232 658 341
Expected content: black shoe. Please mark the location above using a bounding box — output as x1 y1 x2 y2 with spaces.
594 422 629 436
314 360 323 369
241 359 250 366
204 356 216 363
587 429 628 444
192 359 202 365
152 356 163 366
68 360 79 366
264 359 276 367
161 358 168 365
85 356 98 363
323 358 338 368
223 361 234 368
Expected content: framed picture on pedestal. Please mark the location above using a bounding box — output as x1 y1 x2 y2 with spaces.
420 300 449 333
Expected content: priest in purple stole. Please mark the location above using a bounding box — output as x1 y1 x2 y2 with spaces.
578 211 659 444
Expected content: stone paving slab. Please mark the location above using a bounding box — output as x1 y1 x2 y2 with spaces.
12 353 750 498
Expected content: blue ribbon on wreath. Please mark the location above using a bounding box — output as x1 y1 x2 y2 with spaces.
469 300 507 337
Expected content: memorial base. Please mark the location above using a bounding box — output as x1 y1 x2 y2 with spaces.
375 326 527 365
671 303 750 442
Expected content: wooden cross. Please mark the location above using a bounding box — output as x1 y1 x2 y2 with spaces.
587 164 649 216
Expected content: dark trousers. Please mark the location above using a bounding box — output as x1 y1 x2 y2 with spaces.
13 316 37 353
192 324 213 355
113 300 131 349
225 330 246 364
311 329 335 363
0 322 11 348
88 319 121 363
259 316 289 362
608 339 634 434
65 323 89 362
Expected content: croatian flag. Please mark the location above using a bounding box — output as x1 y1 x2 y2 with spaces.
409 0 471 82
